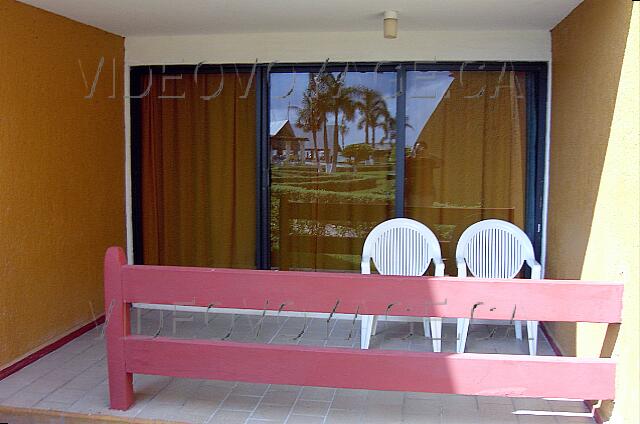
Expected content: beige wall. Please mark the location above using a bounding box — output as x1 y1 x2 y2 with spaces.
0 0 125 367
547 1 639 422
125 30 550 65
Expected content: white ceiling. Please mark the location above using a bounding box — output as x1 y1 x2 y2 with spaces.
19 0 582 37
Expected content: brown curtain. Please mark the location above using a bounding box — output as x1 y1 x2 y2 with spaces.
140 73 256 268
406 71 527 272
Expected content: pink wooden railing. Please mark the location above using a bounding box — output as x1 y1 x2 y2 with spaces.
104 247 623 410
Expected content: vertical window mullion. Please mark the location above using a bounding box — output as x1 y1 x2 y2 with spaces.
524 73 537 246
534 67 548 261
256 65 270 269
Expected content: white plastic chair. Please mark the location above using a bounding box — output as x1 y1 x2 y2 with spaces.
455 219 541 355
360 218 445 352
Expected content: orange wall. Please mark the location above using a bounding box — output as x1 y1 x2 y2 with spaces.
0 0 125 367
547 0 638 422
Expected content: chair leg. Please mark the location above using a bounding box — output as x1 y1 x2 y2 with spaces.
423 318 431 338
371 316 379 336
456 318 470 353
514 320 523 340
428 318 442 353
527 320 539 355
360 315 374 349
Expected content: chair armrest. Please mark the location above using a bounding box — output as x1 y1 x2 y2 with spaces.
527 258 542 279
432 257 445 277
456 258 467 277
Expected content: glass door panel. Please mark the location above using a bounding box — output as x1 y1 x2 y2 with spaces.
404 70 528 274
270 71 397 271
138 72 256 268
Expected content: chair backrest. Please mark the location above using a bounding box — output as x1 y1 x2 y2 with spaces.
361 218 442 276
455 219 536 279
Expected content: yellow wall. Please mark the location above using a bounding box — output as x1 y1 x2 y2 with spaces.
547 0 639 422
0 0 125 367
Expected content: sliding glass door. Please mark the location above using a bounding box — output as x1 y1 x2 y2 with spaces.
134 70 257 268
269 70 397 271
130 63 546 274
404 70 528 272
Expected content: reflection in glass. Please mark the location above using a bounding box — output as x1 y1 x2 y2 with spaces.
270 71 397 271
405 70 528 274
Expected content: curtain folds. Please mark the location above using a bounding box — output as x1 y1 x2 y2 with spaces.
406 71 528 272
140 73 256 268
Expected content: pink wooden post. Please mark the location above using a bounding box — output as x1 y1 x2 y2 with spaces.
104 247 134 410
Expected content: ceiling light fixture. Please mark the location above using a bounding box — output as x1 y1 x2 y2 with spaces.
383 10 398 39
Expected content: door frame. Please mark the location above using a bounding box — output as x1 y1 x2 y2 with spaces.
128 61 548 269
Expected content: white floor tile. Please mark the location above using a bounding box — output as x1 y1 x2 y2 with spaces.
0 320 591 424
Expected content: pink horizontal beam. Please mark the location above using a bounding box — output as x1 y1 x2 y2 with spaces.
124 336 616 400
121 264 623 323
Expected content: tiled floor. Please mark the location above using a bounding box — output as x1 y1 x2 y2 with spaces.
0 308 595 423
